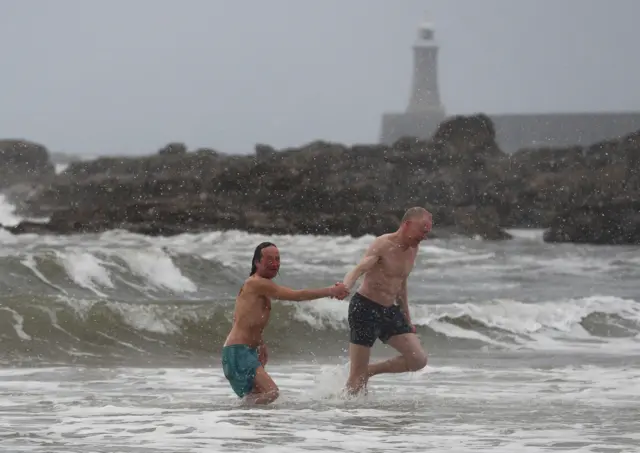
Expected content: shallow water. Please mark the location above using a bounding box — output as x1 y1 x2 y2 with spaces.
2 355 639 452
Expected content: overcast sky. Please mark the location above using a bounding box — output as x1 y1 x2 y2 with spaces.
1 0 639 156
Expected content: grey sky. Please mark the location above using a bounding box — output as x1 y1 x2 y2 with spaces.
1 0 639 156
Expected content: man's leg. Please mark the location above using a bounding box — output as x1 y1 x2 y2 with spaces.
345 343 371 395
367 333 427 378
244 366 279 405
345 293 377 395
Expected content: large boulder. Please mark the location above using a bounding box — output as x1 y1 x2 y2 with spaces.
4 116 512 239
9 114 640 244
0 139 55 187
543 200 640 245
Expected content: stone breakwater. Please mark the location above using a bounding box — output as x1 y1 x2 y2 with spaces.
2 114 639 244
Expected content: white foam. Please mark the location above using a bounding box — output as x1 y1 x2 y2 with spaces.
117 248 197 293
505 228 545 241
0 307 32 340
2 363 638 452
55 250 115 297
290 294 640 353
515 254 616 276
290 298 347 330
20 254 69 295
190 230 491 271
422 296 640 353
418 296 640 334
109 302 182 335
428 320 510 347
54 163 69 174
0 194 22 227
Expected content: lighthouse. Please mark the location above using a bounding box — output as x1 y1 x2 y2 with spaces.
407 17 443 113
380 14 640 150
379 15 446 144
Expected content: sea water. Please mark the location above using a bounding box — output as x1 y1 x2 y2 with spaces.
1 197 639 452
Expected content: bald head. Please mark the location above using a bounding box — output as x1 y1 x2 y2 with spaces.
401 207 432 224
398 207 433 246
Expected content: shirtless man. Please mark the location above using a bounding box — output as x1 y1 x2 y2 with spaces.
342 207 432 394
222 241 349 405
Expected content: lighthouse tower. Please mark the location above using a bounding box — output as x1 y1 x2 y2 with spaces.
379 15 446 145
406 17 443 113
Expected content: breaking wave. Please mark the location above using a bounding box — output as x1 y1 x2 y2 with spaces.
1 293 639 365
1 195 640 365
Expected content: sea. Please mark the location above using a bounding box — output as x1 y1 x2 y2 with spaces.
1 190 639 453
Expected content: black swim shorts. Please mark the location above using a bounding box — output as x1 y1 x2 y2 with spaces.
348 292 413 347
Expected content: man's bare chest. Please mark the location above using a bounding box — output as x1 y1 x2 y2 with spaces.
379 248 417 277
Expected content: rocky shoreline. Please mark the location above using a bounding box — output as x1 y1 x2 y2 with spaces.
2 114 639 244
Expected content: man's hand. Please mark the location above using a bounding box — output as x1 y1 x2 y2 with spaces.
258 343 268 367
330 282 349 300
404 313 416 334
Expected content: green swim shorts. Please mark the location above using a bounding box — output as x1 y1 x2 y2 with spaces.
221 344 261 398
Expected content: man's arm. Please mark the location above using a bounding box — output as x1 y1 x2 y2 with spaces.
250 278 341 302
397 277 413 327
342 239 383 290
